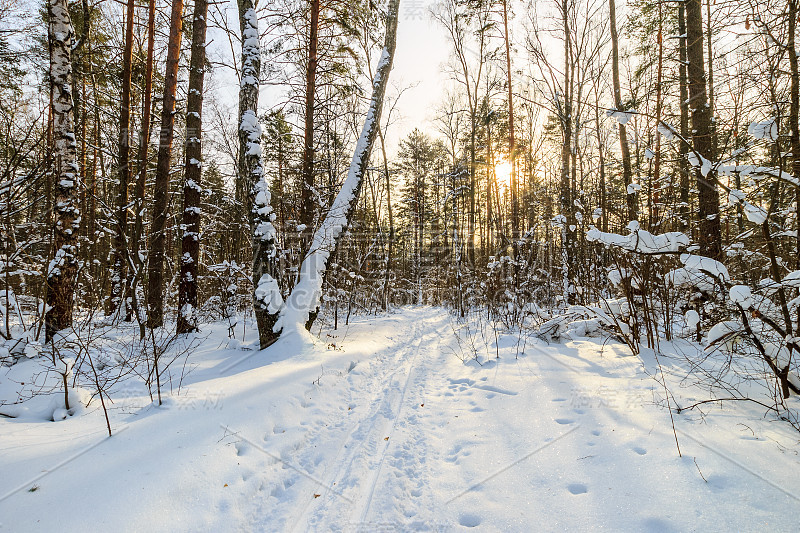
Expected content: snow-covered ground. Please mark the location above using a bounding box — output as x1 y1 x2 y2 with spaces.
1 307 799 532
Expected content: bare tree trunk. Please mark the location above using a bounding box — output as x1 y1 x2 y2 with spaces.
502 0 518 251
789 0 800 272
110 0 135 318
177 0 209 334
279 0 401 334
45 0 80 342
560 0 574 306
678 2 690 232
652 1 663 230
130 0 155 330
301 0 320 242
378 129 394 310
146 0 184 328
686 0 721 260
609 0 635 222
238 0 281 348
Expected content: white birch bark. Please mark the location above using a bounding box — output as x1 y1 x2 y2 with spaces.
276 0 401 336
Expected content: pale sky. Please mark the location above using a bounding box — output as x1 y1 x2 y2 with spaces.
382 3 452 153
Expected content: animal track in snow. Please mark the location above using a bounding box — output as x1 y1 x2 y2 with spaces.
458 513 482 527
567 483 588 495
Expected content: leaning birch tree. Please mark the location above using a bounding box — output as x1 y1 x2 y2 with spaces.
275 0 401 336
45 0 80 341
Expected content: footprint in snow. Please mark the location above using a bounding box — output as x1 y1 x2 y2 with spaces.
632 446 647 455
567 483 588 495
458 513 482 527
555 418 574 425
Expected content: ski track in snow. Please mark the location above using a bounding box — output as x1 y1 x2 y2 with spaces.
2 307 800 532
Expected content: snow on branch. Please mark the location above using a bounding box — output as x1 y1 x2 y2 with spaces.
586 221 689 255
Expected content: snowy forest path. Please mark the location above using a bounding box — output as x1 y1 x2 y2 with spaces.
249 307 450 531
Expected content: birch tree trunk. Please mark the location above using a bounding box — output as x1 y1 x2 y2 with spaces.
45 0 80 342
146 0 184 328
237 0 282 349
277 0 400 335
177 0 209 334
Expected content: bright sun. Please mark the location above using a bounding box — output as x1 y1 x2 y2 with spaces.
494 161 512 188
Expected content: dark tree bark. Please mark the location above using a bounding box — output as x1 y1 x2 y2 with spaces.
301 0 320 241
686 0 721 260
45 0 80 342
789 0 800 272
146 0 184 328
502 0 518 249
110 0 135 318
177 0 209 334
678 3 690 232
129 0 156 330
559 0 575 305
609 0 636 222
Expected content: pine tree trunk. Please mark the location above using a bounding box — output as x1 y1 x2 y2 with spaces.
686 0 721 259
560 0 574 305
238 0 282 349
609 0 635 222
678 3 690 232
502 0 518 250
45 0 80 342
789 0 800 272
146 0 184 329
110 0 135 318
301 0 320 243
177 0 209 334
129 0 155 331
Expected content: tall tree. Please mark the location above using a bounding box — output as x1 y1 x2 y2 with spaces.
501 0 518 249
609 0 635 221
685 0 721 259
109 0 135 318
146 0 184 328
45 0 80 341
238 0 282 348
300 0 320 240
177 0 210 334
130 0 156 328
789 0 800 270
